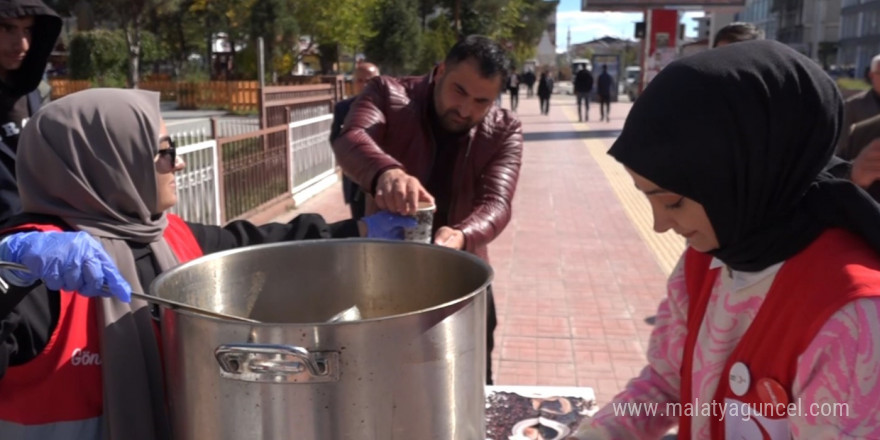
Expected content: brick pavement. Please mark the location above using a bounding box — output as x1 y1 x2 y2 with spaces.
270 92 686 407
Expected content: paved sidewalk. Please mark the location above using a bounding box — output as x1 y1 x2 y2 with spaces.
270 93 686 406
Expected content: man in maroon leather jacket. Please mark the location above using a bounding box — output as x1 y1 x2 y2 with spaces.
332 35 523 384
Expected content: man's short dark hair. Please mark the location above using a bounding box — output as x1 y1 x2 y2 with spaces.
713 22 764 48
444 35 511 81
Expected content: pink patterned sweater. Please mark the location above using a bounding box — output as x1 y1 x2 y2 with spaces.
580 253 880 439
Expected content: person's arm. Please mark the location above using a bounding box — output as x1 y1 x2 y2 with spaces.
451 120 523 253
570 257 688 439
0 283 57 379
836 101 857 157
0 227 135 378
849 139 880 192
789 297 880 437
0 140 21 225
188 214 361 254
331 78 402 195
328 100 350 145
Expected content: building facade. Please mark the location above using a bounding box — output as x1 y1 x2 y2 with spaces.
737 0 779 40
839 0 880 76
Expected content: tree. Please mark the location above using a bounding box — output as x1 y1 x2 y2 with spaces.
89 0 182 88
505 0 556 67
294 0 378 73
68 29 166 86
189 0 255 79
418 0 441 30
432 0 555 67
69 29 127 86
364 0 421 75
249 0 298 78
416 15 457 73
151 0 208 76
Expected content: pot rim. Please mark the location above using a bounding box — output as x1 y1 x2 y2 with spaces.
150 238 495 325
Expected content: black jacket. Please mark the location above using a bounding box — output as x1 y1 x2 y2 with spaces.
330 97 361 204
0 0 61 224
573 70 594 94
0 213 359 378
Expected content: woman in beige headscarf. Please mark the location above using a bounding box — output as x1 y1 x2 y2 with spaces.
0 88 414 439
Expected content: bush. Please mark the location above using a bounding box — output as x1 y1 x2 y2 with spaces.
69 29 168 86
69 29 127 85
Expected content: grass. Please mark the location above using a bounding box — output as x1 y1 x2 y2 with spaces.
838 77 870 91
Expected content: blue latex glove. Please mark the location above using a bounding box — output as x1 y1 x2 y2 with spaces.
0 231 132 302
361 211 418 240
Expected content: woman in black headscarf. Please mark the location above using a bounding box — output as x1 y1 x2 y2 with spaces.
570 41 880 439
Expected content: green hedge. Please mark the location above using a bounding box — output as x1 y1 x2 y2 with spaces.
69 29 167 87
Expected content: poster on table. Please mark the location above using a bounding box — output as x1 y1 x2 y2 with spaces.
485 385 597 440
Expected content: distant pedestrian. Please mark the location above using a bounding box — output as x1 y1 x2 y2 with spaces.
597 64 613 122
507 71 520 112
524 70 536 98
573 65 594 122
537 71 553 115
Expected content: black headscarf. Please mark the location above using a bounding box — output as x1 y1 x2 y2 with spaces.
609 40 880 272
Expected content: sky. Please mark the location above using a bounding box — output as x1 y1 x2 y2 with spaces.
555 0 705 52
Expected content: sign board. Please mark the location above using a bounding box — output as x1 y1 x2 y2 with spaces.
641 9 679 92
634 21 646 39
582 0 744 11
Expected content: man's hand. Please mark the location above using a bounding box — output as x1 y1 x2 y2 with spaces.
375 168 434 215
851 139 880 189
358 211 418 240
434 226 465 250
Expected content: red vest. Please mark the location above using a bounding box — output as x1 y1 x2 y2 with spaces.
679 228 880 439
0 214 202 434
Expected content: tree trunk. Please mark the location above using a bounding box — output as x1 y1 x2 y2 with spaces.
454 0 461 38
125 23 142 89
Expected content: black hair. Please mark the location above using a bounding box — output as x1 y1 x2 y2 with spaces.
713 22 764 48
444 35 512 81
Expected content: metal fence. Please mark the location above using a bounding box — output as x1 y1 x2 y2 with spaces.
167 82 338 224
290 114 334 192
167 117 261 146
166 119 212 146
168 140 222 225
217 125 290 221
216 117 260 137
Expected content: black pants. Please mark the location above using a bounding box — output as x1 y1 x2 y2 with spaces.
508 88 519 112
342 176 366 220
348 193 365 220
576 93 590 121
599 94 611 120
539 96 550 115
486 286 497 385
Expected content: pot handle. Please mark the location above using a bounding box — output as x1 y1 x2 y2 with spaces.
214 344 340 383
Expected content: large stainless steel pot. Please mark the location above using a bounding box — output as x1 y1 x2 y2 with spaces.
150 239 493 440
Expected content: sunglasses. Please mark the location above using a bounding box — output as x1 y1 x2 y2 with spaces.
157 135 177 165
